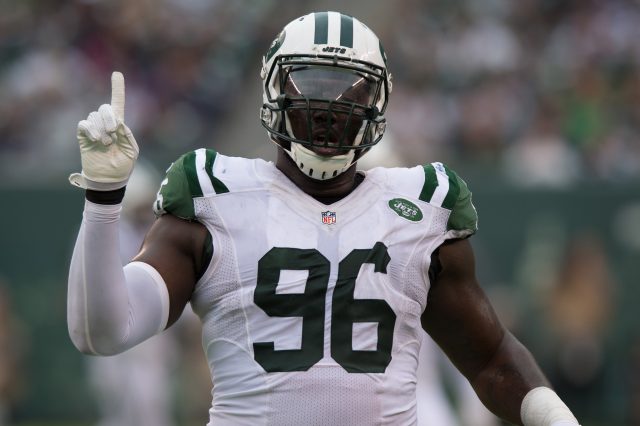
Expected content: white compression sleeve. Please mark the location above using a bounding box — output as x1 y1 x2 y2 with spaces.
521 387 580 426
67 200 170 356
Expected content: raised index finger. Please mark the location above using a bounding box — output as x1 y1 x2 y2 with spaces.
110 71 125 122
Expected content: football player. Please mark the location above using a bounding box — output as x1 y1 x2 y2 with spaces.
67 11 580 426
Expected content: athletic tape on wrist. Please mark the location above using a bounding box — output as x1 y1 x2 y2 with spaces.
521 387 579 426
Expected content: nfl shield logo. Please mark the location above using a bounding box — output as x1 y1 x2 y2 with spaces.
321 211 337 225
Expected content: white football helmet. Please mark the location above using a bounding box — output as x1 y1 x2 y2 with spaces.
260 11 392 180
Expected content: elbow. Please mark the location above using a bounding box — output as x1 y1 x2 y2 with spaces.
68 326 98 355
67 325 126 356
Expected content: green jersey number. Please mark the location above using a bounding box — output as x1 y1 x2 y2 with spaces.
253 242 396 373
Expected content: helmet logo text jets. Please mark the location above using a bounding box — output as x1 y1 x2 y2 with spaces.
322 46 347 54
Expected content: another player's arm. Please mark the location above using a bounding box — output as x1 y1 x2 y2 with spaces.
422 238 548 424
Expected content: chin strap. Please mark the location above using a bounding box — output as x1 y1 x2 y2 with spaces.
287 143 356 180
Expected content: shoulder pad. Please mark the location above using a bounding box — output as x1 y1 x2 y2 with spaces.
153 148 229 220
418 162 478 235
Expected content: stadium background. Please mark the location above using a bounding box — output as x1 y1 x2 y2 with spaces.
0 0 639 425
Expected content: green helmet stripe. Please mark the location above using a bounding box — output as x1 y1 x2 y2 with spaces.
379 40 388 65
314 12 329 44
204 149 230 194
442 166 461 210
340 14 353 48
183 151 203 198
419 164 438 202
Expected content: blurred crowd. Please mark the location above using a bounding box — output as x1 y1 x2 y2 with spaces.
1 0 640 185
0 0 280 182
384 0 640 185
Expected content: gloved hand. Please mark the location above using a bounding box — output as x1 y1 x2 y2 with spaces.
69 72 139 191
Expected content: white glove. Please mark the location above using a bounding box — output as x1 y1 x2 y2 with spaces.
69 72 139 191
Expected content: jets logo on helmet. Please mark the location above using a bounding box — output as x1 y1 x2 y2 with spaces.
265 30 286 63
260 11 392 180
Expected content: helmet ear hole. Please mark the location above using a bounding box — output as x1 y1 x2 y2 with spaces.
260 106 274 126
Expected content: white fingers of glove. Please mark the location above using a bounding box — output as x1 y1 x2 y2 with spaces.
77 105 118 146
76 103 139 156
70 72 140 191
72 105 139 189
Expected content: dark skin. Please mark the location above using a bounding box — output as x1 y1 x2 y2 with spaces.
133 115 549 426
422 239 550 424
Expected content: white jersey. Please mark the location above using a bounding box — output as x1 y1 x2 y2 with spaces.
154 149 477 426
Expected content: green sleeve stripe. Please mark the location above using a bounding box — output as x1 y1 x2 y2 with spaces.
183 151 203 198
154 153 196 220
205 149 230 194
447 177 478 233
442 166 461 210
419 164 438 202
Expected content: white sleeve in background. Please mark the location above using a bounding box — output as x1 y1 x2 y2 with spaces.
67 200 170 356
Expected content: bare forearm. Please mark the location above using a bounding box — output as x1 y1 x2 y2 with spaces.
470 331 550 425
